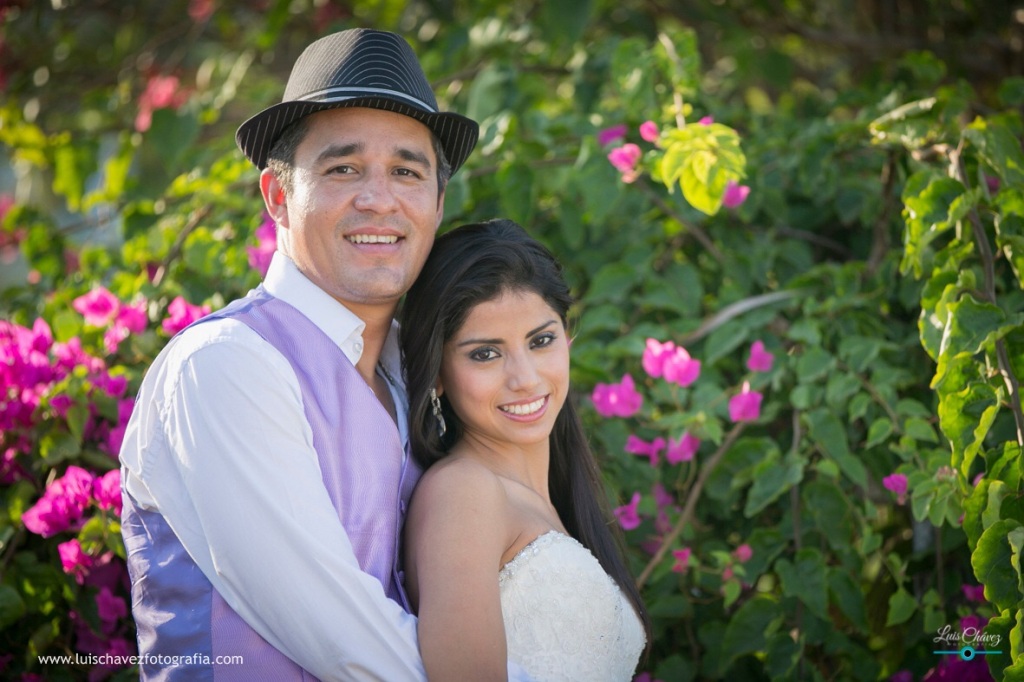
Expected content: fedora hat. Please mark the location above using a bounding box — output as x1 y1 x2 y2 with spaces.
235 29 479 174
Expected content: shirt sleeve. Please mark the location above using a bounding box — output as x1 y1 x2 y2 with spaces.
124 321 426 681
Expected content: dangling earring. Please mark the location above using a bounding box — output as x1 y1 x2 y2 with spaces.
429 388 447 439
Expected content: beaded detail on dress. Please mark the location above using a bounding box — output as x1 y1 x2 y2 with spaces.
498 531 645 682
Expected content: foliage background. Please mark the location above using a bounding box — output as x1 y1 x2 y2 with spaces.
1 0 1023 680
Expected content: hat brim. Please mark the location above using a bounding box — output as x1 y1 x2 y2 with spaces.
235 95 479 174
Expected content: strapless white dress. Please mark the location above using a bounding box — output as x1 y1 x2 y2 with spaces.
498 531 646 682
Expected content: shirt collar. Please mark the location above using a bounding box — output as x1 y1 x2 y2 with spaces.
262 252 367 366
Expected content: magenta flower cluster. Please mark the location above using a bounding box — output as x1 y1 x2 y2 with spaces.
22 466 121 540
161 295 212 336
592 374 643 418
598 339 774 535
247 212 277 276
73 286 148 354
0 318 132 480
643 338 701 387
599 120 660 184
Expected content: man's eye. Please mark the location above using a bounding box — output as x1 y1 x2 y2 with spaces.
328 165 355 174
395 168 422 178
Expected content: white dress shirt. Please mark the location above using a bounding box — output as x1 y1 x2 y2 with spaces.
121 251 424 680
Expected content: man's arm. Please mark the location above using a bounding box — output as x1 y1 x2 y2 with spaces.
123 322 425 680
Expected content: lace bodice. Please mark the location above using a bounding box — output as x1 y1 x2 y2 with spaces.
498 531 645 682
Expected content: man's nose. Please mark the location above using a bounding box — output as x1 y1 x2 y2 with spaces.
352 171 398 212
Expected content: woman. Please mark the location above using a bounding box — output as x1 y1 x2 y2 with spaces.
399 219 650 681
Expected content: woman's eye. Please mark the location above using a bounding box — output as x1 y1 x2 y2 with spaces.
469 347 498 362
531 332 556 348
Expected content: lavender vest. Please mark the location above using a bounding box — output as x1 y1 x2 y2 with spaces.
121 287 420 680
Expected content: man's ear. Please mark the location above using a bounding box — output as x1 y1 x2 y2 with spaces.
260 169 289 228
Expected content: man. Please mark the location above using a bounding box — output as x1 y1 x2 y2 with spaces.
120 29 498 680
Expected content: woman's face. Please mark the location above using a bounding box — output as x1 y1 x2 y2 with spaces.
438 288 569 453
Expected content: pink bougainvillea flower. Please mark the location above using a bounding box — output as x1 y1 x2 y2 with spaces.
607 143 642 183
161 296 211 336
888 671 913 682
103 326 129 355
95 586 127 630
671 547 691 573
961 583 985 602
698 116 714 125
597 124 628 146
103 298 148 354
960 614 987 632
733 544 753 563
93 469 122 514
985 175 1000 194
662 346 701 387
634 673 665 682
666 432 700 463
652 482 675 510
102 399 134 459
746 340 774 373
58 539 93 584
188 0 215 23
639 120 659 142
722 179 751 209
135 74 189 133
625 434 666 467
729 382 763 422
721 565 735 582
614 492 642 531
73 287 120 328
883 473 908 505
21 465 96 537
247 213 277 277
591 374 643 418
642 338 675 379
116 300 148 334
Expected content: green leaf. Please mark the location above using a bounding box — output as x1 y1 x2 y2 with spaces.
806 408 866 487
868 97 939 149
865 418 894 448
52 140 97 211
885 587 917 626
795 347 834 383
0 584 26 630
984 610 1015 680
904 417 938 443
899 172 966 278
942 294 1021 357
937 380 999 476
719 595 783 676
586 261 639 304
965 117 1024 187
828 568 869 632
744 451 805 516
997 213 1024 289
972 518 1024 612
497 161 536 226
776 548 829 621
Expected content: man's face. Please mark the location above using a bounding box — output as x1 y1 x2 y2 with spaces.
264 107 445 315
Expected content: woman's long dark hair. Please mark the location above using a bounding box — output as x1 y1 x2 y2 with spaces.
399 218 651 647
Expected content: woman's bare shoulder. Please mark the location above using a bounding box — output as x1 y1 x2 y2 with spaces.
414 455 506 509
